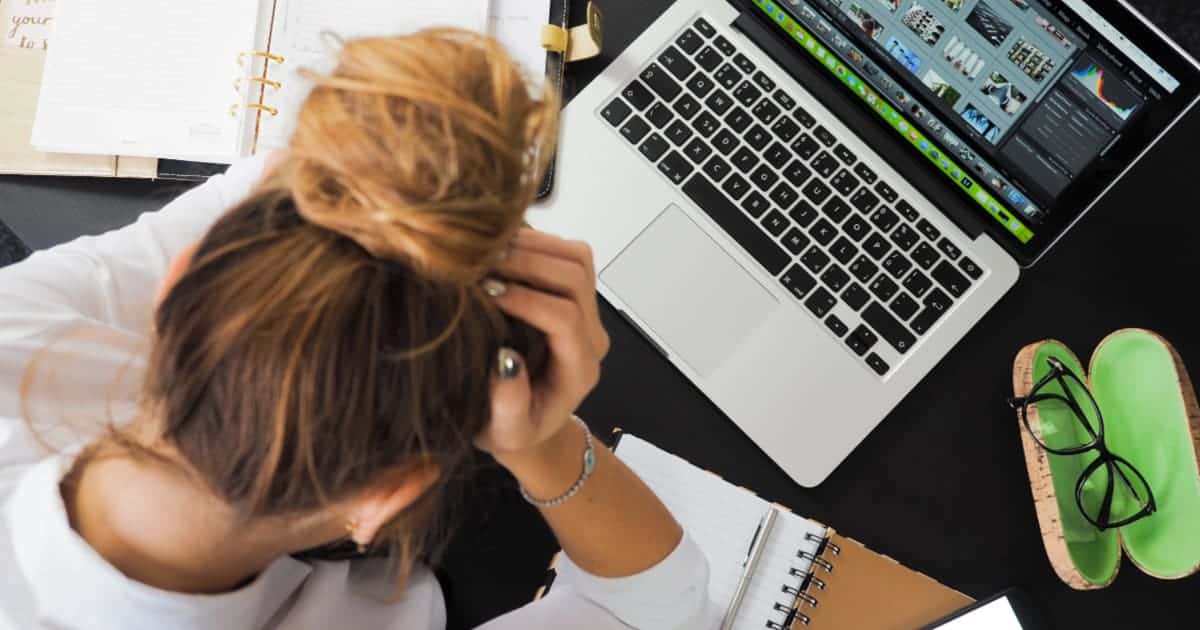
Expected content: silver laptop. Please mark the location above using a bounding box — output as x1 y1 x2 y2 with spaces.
531 0 1200 486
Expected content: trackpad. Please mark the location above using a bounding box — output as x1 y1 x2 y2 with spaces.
601 205 778 377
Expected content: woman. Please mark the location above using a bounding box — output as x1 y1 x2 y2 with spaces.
0 31 715 629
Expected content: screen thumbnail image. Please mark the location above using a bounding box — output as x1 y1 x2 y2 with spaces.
847 4 887 40
961 103 1003 144
980 71 1029 115
922 69 963 107
966 1 1014 48
902 3 946 46
1070 56 1144 121
1007 37 1055 82
943 0 965 11
886 36 924 76
876 0 901 12
943 36 986 81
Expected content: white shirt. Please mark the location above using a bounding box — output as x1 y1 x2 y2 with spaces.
0 154 716 630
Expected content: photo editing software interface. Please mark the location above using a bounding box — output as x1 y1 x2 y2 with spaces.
751 0 1181 245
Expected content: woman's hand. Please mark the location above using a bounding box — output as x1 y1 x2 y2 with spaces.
474 228 610 472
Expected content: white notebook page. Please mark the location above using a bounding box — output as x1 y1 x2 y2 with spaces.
258 0 491 150
488 0 552 92
31 0 259 163
615 435 828 630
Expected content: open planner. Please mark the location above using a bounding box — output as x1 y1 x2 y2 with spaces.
30 0 554 165
549 433 973 629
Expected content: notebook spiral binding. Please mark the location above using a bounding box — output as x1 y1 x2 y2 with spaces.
231 51 286 119
765 531 842 629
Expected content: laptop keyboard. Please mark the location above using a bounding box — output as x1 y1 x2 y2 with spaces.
598 17 986 377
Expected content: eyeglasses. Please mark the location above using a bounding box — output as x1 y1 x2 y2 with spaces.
1007 357 1156 531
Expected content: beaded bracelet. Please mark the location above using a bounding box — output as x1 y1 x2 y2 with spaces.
519 415 596 508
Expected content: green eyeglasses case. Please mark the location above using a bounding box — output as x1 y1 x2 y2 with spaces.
1012 329 1200 590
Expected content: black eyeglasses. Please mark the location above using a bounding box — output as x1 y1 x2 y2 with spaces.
1007 357 1156 531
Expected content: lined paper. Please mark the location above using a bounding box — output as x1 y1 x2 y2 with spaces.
615 435 828 630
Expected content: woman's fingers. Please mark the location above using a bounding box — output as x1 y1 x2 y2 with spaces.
513 228 595 278
498 248 590 301
475 348 535 452
488 280 591 365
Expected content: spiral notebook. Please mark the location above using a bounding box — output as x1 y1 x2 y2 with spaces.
537 433 972 629
29 0 556 165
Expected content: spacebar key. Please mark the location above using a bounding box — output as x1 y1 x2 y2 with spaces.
683 175 790 275
863 302 916 354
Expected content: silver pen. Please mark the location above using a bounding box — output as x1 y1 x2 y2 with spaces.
719 507 778 630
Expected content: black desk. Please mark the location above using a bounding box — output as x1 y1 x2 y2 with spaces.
3 2 1199 628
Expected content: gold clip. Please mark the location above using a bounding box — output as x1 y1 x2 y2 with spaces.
229 103 280 118
238 50 286 67
234 77 282 92
565 2 605 63
541 25 569 53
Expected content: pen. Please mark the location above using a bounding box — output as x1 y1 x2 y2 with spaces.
719 507 778 630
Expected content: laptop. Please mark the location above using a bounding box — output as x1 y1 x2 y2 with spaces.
531 0 1200 486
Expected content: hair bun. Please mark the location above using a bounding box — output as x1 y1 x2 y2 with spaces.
285 29 559 283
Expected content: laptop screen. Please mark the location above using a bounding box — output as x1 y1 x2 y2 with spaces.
748 0 1200 259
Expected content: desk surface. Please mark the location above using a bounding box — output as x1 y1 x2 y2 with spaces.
3 2 1200 628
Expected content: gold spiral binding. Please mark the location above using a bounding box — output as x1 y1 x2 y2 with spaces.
229 103 279 118
771 532 838 628
234 76 282 92
238 50 286 67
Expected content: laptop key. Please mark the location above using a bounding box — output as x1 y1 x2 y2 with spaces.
869 206 899 232
686 74 715 98
722 173 751 200
752 70 776 92
770 117 801 143
801 180 832 205
792 105 816 128
601 99 633 126
731 147 759 173
620 116 651 143
830 237 858 265
849 255 879 284
665 120 694 146
782 160 812 187
757 141 786 165
692 111 720 138
734 81 762 107
937 238 962 260
811 152 839 179
703 155 732 182
773 90 797 110
831 170 860 197
864 302 916 354
895 199 919 221
657 151 694 185
869 276 899 302
843 284 870 312
805 287 838 318
622 80 655 110
673 94 701 120
659 46 696 80
813 125 836 147
823 197 853 224
782 228 811 255
715 63 742 90
911 242 940 268
705 89 734 115
714 35 737 56
925 288 953 312
833 144 857 166
639 134 670 162
744 125 771 151
733 53 757 74
769 183 800 210
902 269 933 298
932 261 970 298
849 325 878 354
676 29 703 55
725 107 752 133
789 200 819 227
883 252 907 278
646 102 674 128
822 265 851 293
910 305 946 336
741 191 770 218
752 100 782 125
853 163 877 184
891 224 919 251
695 46 723 72
712 129 739 155
866 353 890 376
850 188 879 214
810 219 838 246
694 18 716 38
916 218 941 242
826 314 849 338
761 209 790 236
780 265 817 300
683 138 713 165
640 64 681 102
863 233 892 260
959 256 983 280
683 175 790 275
844 216 870 242
800 247 831 274
791 133 820 160
874 181 899 203
891 293 920 321
750 164 779 192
